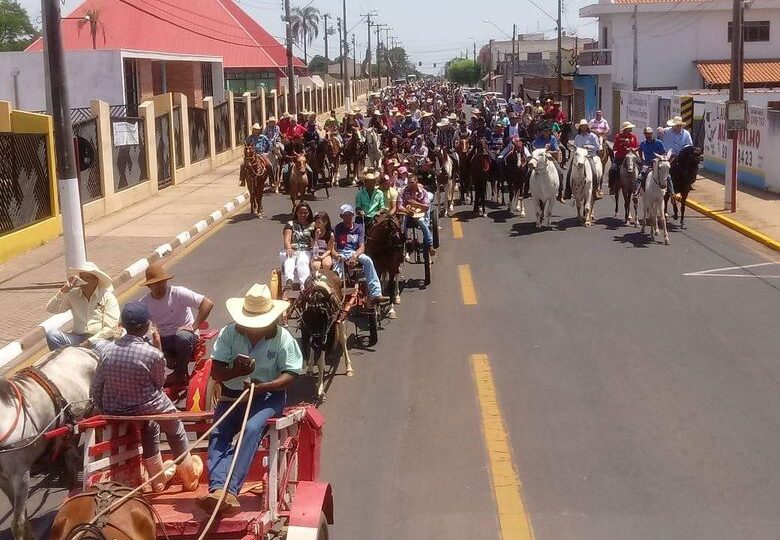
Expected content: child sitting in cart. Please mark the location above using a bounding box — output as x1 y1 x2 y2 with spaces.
90 302 203 493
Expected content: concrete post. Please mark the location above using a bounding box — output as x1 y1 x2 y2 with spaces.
242 91 252 134
174 93 192 171
227 91 236 149
260 87 267 126
284 88 289 115
90 99 114 208
270 89 279 120
138 101 158 195
203 96 217 165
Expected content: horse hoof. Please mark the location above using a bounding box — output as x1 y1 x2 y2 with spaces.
393 295 401 305
664 238 670 245
520 210 526 217
387 308 398 319
346 370 354 377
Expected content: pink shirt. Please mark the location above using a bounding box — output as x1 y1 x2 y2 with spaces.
140 285 204 336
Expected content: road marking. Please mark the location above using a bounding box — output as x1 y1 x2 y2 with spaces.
471 354 535 540
683 261 780 278
453 219 464 239
458 264 477 305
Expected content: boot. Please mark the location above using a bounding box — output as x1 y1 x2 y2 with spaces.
144 453 176 493
177 453 204 492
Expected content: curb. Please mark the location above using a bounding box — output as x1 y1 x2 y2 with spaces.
683 197 780 253
0 191 249 371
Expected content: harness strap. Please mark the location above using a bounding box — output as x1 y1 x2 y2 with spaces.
0 381 24 445
19 367 67 415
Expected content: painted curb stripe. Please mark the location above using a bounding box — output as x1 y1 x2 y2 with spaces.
459 264 478 305
40 312 73 332
176 231 191 245
684 197 780 253
0 342 23 366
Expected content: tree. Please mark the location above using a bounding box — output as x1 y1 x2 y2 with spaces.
289 5 320 65
76 8 106 50
446 58 481 85
0 0 39 51
308 54 329 74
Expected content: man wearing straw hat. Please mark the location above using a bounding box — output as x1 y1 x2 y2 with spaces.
240 123 272 187
196 284 303 516
608 121 639 194
45 262 119 356
662 115 693 163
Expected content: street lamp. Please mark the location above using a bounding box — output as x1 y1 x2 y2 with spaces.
482 19 512 39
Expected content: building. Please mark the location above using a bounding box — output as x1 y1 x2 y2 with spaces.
478 33 591 96
0 0 303 113
578 0 780 123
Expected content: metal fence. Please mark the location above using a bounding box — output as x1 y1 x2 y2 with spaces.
0 133 52 235
172 106 184 169
189 107 209 163
110 116 148 192
253 97 263 127
234 98 246 146
214 101 230 154
155 113 172 189
70 107 93 124
72 118 102 203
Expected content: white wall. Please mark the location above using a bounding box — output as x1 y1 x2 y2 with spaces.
0 50 124 112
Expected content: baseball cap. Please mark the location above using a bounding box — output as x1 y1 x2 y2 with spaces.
339 204 355 216
121 302 150 329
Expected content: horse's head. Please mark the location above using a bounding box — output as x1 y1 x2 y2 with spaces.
300 273 341 348
367 214 404 270
294 153 307 173
623 150 638 174
573 147 588 169
653 153 671 190
244 144 256 162
529 148 549 171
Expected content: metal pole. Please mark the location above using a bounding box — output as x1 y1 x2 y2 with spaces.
352 34 357 80
557 0 562 99
727 0 744 212
632 5 638 91
42 0 86 268
284 0 296 114
376 23 383 87
337 17 343 78
511 23 516 98
365 14 373 89
324 13 330 63
342 0 352 110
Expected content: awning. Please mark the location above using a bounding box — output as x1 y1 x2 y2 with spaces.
696 60 780 88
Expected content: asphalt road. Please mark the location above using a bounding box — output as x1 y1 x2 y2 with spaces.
2 176 780 540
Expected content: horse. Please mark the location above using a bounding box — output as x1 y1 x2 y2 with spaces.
341 131 366 185
298 270 352 400
570 148 594 227
432 146 455 217
0 347 97 540
269 142 284 193
614 150 639 225
322 134 341 187
242 145 270 216
528 148 560 229
50 481 157 540
366 214 405 318
288 153 308 212
469 138 491 217
642 154 672 245
456 138 472 206
503 144 529 217
558 121 573 164
365 128 383 170
669 146 703 228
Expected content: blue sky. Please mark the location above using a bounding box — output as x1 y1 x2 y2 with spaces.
18 0 597 74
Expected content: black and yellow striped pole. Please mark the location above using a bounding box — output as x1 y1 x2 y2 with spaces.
680 95 694 130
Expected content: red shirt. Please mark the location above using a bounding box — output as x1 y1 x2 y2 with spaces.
614 132 639 159
284 124 306 141
278 117 291 133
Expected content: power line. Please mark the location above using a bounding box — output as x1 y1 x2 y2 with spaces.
137 0 250 38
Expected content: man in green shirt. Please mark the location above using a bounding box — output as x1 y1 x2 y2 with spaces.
354 167 385 230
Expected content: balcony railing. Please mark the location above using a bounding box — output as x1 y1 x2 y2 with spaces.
578 49 612 67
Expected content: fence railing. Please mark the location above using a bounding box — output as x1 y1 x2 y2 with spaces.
110 116 148 192
73 117 102 203
0 132 52 235
214 101 230 154
188 107 209 163
234 98 247 146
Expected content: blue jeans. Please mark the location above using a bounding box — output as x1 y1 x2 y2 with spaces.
403 216 433 248
161 330 198 376
337 249 383 298
45 329 109 357
207 390 285 495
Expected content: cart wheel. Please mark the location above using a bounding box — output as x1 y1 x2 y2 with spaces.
431 208 440 249
367 311 378 347
316 511 329 539
423 247 431 286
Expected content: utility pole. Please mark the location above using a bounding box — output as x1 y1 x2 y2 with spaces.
323 13 330 63
342 0 352 110
511 23 516 98
352 34 357 78
557 0 563 100
337 17 343 78
375 23 385 86
42 0 86 268
473 42 477 63
632 5 638 91
361 11 377 89
284 0 296 114
726 0 745 212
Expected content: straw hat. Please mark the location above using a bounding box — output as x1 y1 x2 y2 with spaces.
361 167 380 180
448 113 458 121
67 262 113 290
251 123 261 130
620 121 636 131
267 116 277 122
140 262 173 286
226 284 289 329
667 115 685 127
577 119 589 129
436 118 450 128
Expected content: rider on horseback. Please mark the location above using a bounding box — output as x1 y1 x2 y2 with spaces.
355 168 385 230
662 115 693 165
609 122 639 194
561 119 601 201
240 124 272 187
638 126 669 194
397 174 435 258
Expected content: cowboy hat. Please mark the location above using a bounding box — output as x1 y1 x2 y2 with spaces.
352 106 363 113
361 167 380 180
422 111 433 118
282 112 290 118
251 123 262 130
267 116 277 122
448 113 458 121
226 284 289 329
373 110 382 116
620 121 636 130
394 112 403 117
667 115 685 127
577 119 589 129
471 108 481 115
67 262 113 290
339 203 355 216
643 126 654 134
140 262 174 286
436 118 450 127
390 107 399 114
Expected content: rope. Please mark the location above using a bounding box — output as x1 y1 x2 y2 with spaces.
70 386 254 540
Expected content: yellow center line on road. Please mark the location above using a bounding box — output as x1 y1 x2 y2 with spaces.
458 264 477 305
452 218 464 239
471 354 535 540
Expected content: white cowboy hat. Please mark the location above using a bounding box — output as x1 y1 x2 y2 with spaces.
667 115 685 127
620 121 636 130
436 118 450 128
267 116 277 122
422 111 433 118
226 284 289 329
448 113 458 121
282 112 290 118
67 262 113 290
577 119 589 129
373 110 382 116
352 106 363 113
361 167 380 180
251 123 262 130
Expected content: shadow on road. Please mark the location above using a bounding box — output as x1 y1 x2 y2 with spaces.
510 221 545 237
613 231 653 248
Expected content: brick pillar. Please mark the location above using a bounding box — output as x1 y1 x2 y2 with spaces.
90 99 115 205
203 97 216 164
174 93 192 172
242 91 252 134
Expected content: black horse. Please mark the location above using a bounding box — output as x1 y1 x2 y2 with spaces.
669 146 703 228
469 138 491 217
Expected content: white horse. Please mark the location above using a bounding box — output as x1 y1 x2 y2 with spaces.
641 153 672 245
365 128 382 170
0 347 97 540
570 147 594 227
528 149 560 229
433 146 456 217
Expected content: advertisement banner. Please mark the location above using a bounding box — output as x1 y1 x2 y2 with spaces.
702 102 767 188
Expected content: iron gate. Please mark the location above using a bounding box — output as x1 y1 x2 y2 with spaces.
172 106 184 169
189 107 209 163
73 118 102 203
234 98 246 146
155 113 172 189
0 133 52 235
111 116 147 192
214 101 230 154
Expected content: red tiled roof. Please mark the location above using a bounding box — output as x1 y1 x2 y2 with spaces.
27 0 304 70
614 0 715 3
696 60 780 86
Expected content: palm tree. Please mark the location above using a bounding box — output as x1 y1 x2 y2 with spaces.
289 5 321 64
76 8 107 50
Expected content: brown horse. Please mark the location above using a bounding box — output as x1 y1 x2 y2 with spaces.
614 150 639 225
322 134 341 187
669 145 704 228
289 153 308 212
242 144 270 215
341 131 365 185
366 214 405 318
469 138 491 217
50 482 157 540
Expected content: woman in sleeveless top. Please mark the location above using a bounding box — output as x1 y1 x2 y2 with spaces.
310 211 336 272
280 202 314 287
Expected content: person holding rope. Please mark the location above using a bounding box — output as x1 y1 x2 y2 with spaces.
196 284 303 516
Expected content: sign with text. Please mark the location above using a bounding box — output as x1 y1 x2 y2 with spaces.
112 121 139 146
620 91 658 134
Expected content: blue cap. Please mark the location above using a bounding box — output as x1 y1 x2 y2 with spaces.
121 302 150 329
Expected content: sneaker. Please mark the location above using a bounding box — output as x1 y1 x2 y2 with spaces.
196 489 242 516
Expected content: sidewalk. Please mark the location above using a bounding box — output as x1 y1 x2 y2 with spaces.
687 171 780 250
0 95 367 350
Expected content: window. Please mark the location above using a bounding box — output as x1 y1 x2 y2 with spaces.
527 52 543 61
728 20 770 42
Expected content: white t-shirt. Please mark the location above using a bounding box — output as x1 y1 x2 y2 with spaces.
140 285 204 337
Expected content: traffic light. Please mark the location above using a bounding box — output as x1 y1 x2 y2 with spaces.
418 61 422 66
433 63 437 67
